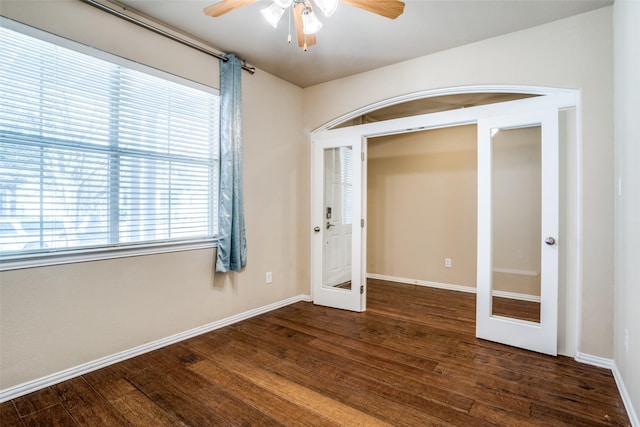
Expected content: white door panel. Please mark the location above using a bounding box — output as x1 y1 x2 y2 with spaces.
476 108 559 356
312 137 363 312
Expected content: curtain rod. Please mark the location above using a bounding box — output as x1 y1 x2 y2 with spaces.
79 0 256 74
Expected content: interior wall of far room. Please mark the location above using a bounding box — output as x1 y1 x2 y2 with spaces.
367 125 477 288
368 123 542 298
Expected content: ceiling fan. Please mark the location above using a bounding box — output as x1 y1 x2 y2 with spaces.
203 0 405 51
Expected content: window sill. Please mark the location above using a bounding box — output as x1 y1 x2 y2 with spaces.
0 239 217 271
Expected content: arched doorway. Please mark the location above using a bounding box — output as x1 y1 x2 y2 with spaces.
310 86 579 356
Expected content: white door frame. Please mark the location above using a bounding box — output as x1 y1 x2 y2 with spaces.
310 85 579 356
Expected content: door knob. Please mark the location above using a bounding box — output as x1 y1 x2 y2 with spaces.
326 221 335 229
545 236 556 246
313 226 321 233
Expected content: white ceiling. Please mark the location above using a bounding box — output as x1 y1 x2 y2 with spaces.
116 0 612 88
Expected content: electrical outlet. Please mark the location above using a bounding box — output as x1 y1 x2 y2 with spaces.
266 272 272 284
624 329 629 353
444 258 452 268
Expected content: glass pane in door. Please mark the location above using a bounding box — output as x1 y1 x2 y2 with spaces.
323 146 353 290
491 125 542 323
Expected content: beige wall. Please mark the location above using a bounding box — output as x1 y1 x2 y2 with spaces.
367 125 477 287
0 0 308 390
305 7 614 358
614 0 640 419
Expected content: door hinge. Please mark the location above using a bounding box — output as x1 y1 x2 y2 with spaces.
361 218 364 228
361 152 365 162
360 285 364 294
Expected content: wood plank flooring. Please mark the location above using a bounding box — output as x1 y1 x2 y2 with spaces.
1 280 630 426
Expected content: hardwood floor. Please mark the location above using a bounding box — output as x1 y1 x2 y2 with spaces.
1 280 630 426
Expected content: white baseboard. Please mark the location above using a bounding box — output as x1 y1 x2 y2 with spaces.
491 290 541 303
0 293 312 403
574 351 614 369
612 362 640 427
367 273 540 302
367 273 476 294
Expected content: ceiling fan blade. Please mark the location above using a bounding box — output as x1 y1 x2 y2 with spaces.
339 0 405 19
294 2 317 49
203 0 257 17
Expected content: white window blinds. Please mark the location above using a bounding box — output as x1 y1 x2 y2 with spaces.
0 25 219 257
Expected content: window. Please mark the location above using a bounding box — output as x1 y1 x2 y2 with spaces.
0 23 219 265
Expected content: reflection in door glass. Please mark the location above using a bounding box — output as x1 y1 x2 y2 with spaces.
491 125 542 323
323 147 353 290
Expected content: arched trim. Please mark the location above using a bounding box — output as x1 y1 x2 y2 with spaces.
311 85 576 135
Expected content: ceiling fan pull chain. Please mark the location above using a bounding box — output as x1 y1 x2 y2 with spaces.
288 6 292 43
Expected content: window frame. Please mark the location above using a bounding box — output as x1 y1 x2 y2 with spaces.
0 19 219 271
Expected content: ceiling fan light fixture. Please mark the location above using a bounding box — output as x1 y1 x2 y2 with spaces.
203 0 406 52
302 7 322 35
261 2 285 28
313 0 338 17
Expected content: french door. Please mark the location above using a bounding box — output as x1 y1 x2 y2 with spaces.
311 136 364 312
476 109 559 355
